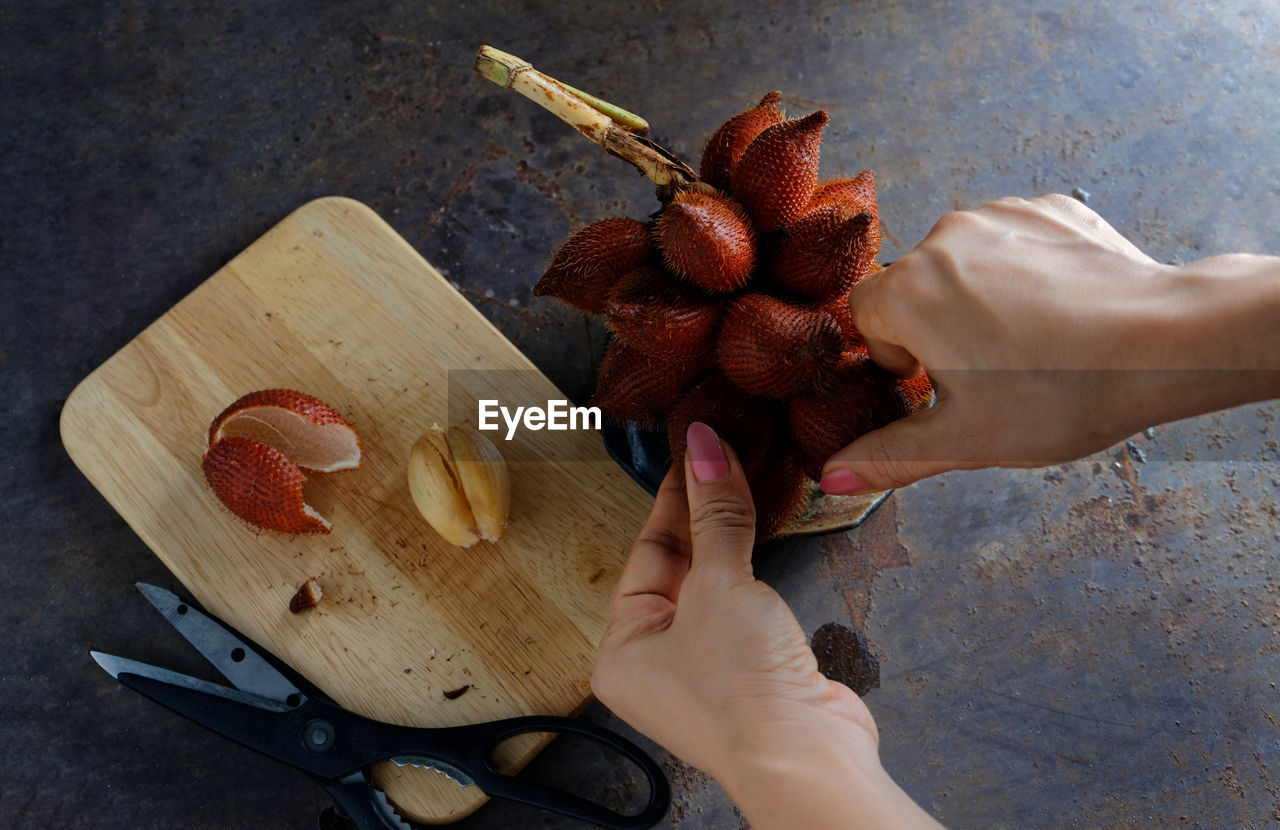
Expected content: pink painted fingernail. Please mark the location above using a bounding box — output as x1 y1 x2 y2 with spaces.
686 422 729 483
820 470 868 495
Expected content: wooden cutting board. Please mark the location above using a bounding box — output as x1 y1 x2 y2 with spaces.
60 197 653 824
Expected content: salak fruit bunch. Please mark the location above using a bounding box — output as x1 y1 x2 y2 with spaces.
475 49 931 539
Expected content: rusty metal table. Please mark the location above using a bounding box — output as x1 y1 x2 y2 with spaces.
3 1 1277 827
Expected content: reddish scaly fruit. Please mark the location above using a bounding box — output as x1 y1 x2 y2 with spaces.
747 443 811 540
808 170 879 221
203 389 361 534
899 371 936 412
816 292 866 348
591 341 714 425
534 217 652 314
699 91 785 190
606 266 723 358
730 111 829 234
202 437 332 533
533 92 901 536
766 207 880 301
788 352 911 479
655 189 756 293
717 294 844 399
666 374 779 478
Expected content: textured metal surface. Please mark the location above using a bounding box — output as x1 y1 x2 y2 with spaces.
3 1 1278 827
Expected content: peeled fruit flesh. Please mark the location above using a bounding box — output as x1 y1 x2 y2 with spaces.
408 424 511 547
201 389 362 534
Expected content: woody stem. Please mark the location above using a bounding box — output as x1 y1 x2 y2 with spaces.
473 45 697 191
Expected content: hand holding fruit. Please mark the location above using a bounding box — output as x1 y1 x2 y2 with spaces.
592 423 942 830
822 194 1280 492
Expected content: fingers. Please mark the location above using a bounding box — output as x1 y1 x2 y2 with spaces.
819 405 982 491
682 422 757 579
610 466 692 616
848 266 923 378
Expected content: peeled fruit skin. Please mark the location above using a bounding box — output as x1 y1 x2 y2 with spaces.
717 294 844 399
730 110 829 234
202 437 331 534
592 340 714 425
789 352 912 480
407 425 510 548
534 217 651 314
207 388 363 472
699 91 785 190
605 266 722 359
202 389 361 534
655 189 757 293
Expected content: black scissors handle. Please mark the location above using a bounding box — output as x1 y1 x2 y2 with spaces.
392 715 671 830
116 664 670 828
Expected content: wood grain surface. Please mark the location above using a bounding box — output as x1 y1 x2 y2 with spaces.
60 197 653 823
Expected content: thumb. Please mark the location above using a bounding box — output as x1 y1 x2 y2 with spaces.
848 263 922 378
819 405 979 491
682 421 757 579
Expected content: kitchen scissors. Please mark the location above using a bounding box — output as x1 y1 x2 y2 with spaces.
90 583 670 829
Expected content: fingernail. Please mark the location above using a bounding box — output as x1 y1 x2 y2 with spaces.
686 422 729 483
820 469 868 495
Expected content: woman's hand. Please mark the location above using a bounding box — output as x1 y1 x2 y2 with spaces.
592 422 942 830
820 194 1280 494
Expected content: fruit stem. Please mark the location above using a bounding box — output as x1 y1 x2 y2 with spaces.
474 45 697 192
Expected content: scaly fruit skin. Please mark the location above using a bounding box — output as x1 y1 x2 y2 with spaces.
717 294 844 399
592 341 714 425
536 92 902 538
605 266 722 358
817 292 866 348
730 111 829 234
899 371 936 412
666 374 779 479
788 352 911 479
747 444 811 540
202 436 331 534
699 91 784 190
808 170 878 220
766 207 879 301
207 388 361 459
666 375 808 540
655 190 757 293
534 217 652 314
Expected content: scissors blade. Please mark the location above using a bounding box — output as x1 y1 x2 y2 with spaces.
90 652 292 713
135 583 300 704
90 651 355 778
